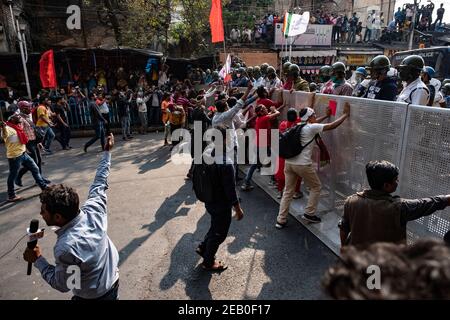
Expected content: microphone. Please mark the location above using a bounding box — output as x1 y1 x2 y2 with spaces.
27 219 39 276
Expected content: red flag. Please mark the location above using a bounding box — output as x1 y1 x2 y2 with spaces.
209 0 224 43
39 49 57 88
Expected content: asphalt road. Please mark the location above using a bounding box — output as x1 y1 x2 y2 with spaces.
0 132 337 300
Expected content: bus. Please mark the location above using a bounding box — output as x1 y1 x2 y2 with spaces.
391 46 450 81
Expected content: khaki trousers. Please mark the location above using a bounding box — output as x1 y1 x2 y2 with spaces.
277 163 322 224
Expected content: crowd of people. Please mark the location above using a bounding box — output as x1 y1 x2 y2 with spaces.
3 51 450 299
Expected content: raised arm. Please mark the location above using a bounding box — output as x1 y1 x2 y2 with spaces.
323 102 350 131
81 134 114 228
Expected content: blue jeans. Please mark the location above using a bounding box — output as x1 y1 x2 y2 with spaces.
8 153 47 198
121 116 131 138
37 126 55 150
84 122 105 150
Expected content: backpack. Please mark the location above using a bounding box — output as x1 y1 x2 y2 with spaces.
278 123 316 159
171 110 184 125
192 163 219 203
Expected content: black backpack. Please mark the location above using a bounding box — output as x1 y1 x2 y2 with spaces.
278 123 316 159
192 163 219 203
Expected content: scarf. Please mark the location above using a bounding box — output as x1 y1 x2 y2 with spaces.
6 121 29 145
315 135 330 168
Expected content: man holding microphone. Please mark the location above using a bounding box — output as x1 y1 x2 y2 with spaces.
23 134 120 300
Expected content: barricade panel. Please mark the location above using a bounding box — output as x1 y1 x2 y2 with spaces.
399 105 450 238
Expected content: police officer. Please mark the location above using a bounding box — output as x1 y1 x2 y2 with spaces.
352 66 370 97
232 67 249 87
319 65 333 94
282 61 292 82
253 66 264 87
330 62 353 96
246 66 254 82
363 55 397 101
439 83 450 108
421 66 437 106
289 64 310 92
396 55 429 105
260 63 270 79
266 66 282 91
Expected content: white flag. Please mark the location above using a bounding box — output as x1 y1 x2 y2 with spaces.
283 11 310 37
219 54 231 79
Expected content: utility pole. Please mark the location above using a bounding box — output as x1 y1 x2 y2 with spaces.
408 0 417 50
7 0 31 98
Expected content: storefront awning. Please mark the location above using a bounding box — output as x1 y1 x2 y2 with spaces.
338 50 383 55
280 50 337 58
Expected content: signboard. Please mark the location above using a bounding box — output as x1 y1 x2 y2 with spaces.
274 23 332 47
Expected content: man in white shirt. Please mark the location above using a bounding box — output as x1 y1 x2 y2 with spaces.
396 55 430 106
276 102 350 228
136 91 150 134
212 82 253 153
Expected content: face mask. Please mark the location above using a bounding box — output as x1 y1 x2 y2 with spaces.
399 69 410 82
331 76 341 84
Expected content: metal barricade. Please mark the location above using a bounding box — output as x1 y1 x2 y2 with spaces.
398 105 450 240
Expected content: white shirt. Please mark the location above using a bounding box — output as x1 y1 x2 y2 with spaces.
151 93 159 107
254 77 265 88
267 77 283 90
212 99 245 151
285 123 325 166
397 78 430 106
158 71 168 87
136 96 149 113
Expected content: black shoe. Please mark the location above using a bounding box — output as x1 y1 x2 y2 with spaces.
15 179 23 187
275 221 287 229
43 178 52 184
302 214 322 223
83 145 87 153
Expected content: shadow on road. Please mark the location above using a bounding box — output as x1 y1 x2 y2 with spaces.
118 180 196 267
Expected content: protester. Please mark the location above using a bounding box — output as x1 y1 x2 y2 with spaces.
276 102 350 228
36 96 56 154
196 127 244 271
339 160 450 247
84 93 107 153
15 101 51 187
1 111 49 202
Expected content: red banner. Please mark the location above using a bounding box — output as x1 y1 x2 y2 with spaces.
209 0 224 43
39 49 57 88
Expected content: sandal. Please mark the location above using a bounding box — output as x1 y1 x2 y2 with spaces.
201 260 228 272
7 196 22 203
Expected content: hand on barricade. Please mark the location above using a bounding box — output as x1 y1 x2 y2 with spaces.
343 102 351 117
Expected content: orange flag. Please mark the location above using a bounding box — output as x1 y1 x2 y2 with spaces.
209 0 224 43
39 50 57 88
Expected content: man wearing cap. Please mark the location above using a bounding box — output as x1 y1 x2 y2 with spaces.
396 55 429 106
363 55 397 101
421 66 439 107
276 102 350 228
15 101 51 187
1 111 48 202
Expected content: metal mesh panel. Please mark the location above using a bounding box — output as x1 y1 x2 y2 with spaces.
399 105 450 238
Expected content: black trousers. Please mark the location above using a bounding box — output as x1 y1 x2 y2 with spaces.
55 125 71 149
200 203 232 267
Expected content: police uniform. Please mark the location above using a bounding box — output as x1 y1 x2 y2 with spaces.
364 78 397 101
293 78 310 92
397 78 430 105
